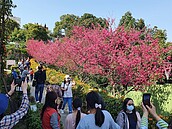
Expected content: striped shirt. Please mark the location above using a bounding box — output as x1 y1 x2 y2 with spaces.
140 116 168 129
0 93 29 129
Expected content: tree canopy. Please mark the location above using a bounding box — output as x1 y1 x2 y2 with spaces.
53 13 107 38
27 22 172 91
10 23 51 42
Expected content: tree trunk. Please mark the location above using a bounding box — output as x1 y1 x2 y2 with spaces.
0 0 7 92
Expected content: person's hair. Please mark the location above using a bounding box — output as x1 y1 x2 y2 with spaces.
63 78 71 85
122 98 137 122
38 66 42 70
86 91 105 127
73 98 82 129
41 91 57 120
24 65 27 69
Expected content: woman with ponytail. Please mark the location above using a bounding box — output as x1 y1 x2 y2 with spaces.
65 98 86 129
76 91 120 129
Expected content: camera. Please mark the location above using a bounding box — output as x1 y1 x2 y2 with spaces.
67 77 71 81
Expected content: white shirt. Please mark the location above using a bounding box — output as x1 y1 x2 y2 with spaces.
61 82 73 98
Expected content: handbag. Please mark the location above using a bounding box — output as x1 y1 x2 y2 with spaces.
32 80 37 87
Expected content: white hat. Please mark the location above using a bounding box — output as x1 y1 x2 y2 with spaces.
65 75 70 79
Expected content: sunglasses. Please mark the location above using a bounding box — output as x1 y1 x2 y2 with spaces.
127 104 134 106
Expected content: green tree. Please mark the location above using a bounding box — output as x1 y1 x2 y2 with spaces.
0 0 16 91
53 13 107 38
53 14 79 38
136 18 145 30
9 23 51 61
23 23 51 41
119 11 168 48
10 28 26 42
79 13 107 28
119 11 145 30
151 26 167 47
5 18 20 38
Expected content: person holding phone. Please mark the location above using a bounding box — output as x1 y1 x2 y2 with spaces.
0 79 29 128
116 98 141 129
60 75 75 114
140 102 168 129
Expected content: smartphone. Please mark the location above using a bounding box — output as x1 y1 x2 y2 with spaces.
143 93 151 107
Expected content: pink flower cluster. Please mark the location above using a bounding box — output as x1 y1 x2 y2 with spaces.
27 25 171 89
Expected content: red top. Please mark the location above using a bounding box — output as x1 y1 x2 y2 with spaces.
42 107 60 129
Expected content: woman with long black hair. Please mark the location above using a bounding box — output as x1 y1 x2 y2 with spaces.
116 98 141 129
76 91 120 129
41 91 60 129
65 98 86 129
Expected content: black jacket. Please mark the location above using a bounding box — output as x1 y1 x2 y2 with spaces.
34 70 46 84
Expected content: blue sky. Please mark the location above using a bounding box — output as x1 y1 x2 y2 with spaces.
12 0 172 42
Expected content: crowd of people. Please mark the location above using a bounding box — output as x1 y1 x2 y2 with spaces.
0 61 171 129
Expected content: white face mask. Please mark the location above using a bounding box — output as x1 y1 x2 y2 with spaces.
127 105 134 111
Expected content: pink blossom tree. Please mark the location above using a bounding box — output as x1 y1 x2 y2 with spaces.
27 25 172 91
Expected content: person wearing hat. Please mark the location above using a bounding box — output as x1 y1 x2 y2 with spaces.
60 75 75 114
0 78 29 128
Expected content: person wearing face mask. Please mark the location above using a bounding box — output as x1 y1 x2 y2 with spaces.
60 75 75 114
116 98 141 129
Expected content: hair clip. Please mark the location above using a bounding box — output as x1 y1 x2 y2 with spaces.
95 103 102 109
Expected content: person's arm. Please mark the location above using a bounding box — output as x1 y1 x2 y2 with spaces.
34 72 37 80
146 103 168 129
72 80 75 86
43 70 46 81
0 79 29 128
140 103 149 129
61 83 65 91
107 111 120 129
50 112 59 129
136 111 141 128
7 80 16 97
116 112 125 128
156 119 169 129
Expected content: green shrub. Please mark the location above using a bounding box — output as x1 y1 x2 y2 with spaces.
26 104 43 129
99 91 123 120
